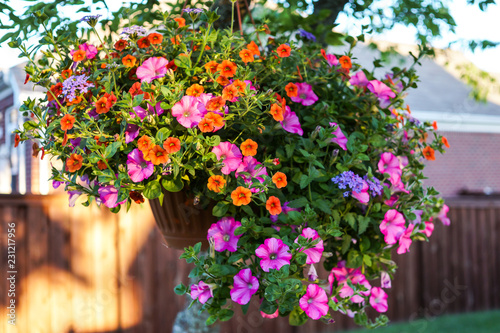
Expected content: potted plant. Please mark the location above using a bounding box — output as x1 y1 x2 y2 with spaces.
14 4 450 328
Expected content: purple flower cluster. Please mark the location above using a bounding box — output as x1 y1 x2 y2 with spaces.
183 7 203 14
121 25 148 39
298 29 316 42
332 171 364 197
62 74 94 101
364 175 383 196
80 14 101 27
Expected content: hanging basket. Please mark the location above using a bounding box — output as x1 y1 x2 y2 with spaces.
149 190 217 250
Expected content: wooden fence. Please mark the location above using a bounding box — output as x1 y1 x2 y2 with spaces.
1 194 499 333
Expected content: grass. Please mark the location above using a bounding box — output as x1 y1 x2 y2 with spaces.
338 310 500 333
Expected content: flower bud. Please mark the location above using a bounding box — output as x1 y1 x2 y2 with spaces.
311 126 321 140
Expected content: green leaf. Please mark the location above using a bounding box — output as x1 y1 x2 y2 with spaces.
23 120 38 130
347 250 363 268
218 309 234 322
206 315 217 326
357 216 370 235
314 199 332 214
143 180 162 199
208 264 238 276
162 177 184 192
287 197 309 208
341 235 351 254
132 94 143 107
212 202 229 217
104 141 121 159
345 212 357 231
174 283 187 295
260 299 278 315
156 127 170 143
289 306 308 326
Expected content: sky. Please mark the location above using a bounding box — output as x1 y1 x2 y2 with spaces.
1 0 500 73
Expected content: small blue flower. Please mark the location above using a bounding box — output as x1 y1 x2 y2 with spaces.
298 29 316 42
80 14 102 27
62 74 94 102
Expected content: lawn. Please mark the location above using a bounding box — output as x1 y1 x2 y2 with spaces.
338 310 500 333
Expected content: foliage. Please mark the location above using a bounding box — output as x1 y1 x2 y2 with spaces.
12 2 451 328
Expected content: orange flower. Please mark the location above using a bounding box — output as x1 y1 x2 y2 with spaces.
222 84 238 101
174 17 186 27
442 136 450 148
114 39 128 51
231 186 252 206
339 55 352 70
266 196 282 215
205 61 219 74
97 160 108 170
240 139 258 156
276 44 291 58
122 54 137 67
207 175 226 193
47 82 63 101
138 135 153 153
61 69 73 80
205 112 224 129
130 191 145 204
72 49 86 62
137 37 150 48
186 84 204 97
148 33 163 44
216 75 230 86
149 145 169 165
270 103 284 121
170 35 181 45
129 82 144 97
422 146 435 161
247 41 260 56
163 137 181 154
198 117 215 133
104 92 117 109
432 121 438 130
272 172 287 189
66 153 83 172
285 82 298 97
14 133 20 148
60 114 76 131
217 60 237 77
206 96 226 111
95 96 110 114
232 79 247 93
239 48 254 63
66 95 82 106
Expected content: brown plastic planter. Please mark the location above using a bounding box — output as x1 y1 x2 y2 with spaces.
149 190 217 250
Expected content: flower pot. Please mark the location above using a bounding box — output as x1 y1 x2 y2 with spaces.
149 190 217 250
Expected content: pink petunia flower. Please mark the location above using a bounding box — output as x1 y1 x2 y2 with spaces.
351 180 370 204
80 43 98 59
190 281 213 304
423 219 435 237
378 152 402 186
349 71 368 87
98 185 126 208
321 50 339 67
280 106 303 136
367 80 396 108
299 284 329 320
290 82 318 106
380 271 392 289
437 205 450 226
308 264 318 281
369 287 388 313
196 93 214 116
379 209 406 245
230 268 259 305
329 261 371 303
397 224 414 254
127 148 154 182
235 156 268 192
384 195 399 207
294 227 324 264
125 124 140 143
136 57 169 83
329 122 347 150
255 238 292 272
171 95 203 128
132 101 165 121
212 142 243 175
207 217 242 252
